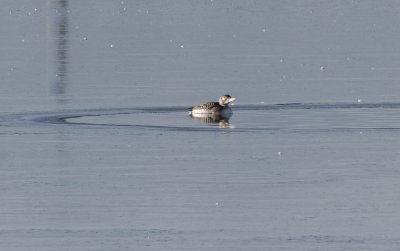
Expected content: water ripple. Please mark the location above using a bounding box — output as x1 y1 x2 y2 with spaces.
4 102 400 132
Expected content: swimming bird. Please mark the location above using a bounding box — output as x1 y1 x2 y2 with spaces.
188 94 236 118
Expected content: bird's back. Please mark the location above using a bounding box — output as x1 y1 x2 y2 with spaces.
189 102 222 115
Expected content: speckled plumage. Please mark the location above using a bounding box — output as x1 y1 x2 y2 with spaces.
189 102 222 113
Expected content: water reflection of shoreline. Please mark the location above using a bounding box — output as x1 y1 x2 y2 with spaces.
48 0 69 104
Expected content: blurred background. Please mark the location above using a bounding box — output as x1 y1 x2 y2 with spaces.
2 0 400 112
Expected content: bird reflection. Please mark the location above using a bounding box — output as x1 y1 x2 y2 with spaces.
189 114 234 128
48 0 69 104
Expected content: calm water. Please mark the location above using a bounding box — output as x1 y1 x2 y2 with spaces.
2 1 400 250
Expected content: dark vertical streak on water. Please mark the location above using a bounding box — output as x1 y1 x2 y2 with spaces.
49 0 69 104
46 0 70 187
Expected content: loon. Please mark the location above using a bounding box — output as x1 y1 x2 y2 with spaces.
188 94 236 118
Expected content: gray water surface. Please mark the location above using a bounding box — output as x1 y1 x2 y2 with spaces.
2 1 400 250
